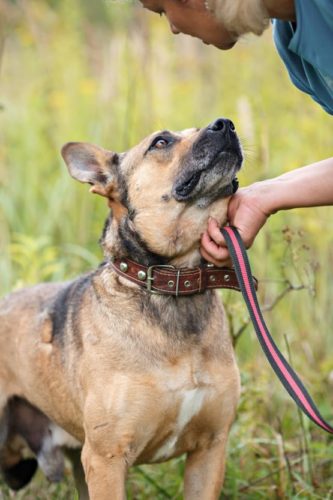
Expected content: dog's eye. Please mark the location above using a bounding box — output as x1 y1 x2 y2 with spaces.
149 136 170 150
155 139 168 149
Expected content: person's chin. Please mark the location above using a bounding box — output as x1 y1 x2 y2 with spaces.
214 39 237 50
202 37 237 50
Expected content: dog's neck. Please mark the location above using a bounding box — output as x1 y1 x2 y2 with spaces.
100 213 169 267
98 212 217 338
100 213 202 269
99 177 239 269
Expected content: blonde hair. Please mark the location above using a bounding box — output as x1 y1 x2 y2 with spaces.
206 0 270 37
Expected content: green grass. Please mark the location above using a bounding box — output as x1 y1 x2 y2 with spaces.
1 1 333 498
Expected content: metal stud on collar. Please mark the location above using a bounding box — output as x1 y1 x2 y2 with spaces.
137 270 147 281
120 262 128 272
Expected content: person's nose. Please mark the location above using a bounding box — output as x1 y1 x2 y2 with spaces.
207 118 236 134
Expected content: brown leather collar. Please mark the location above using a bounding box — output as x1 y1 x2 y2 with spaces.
111 258 258 296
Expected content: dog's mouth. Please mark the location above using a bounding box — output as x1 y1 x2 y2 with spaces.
174 171 202 199
172 119 243 205
172 150 242 204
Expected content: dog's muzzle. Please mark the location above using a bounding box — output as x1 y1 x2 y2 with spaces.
173 118 242 203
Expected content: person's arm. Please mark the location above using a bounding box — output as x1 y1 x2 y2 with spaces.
200 157 333 266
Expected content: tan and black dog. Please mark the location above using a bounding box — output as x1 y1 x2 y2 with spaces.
0 118 242 499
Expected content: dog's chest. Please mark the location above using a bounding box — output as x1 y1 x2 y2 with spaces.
135 360 227 464
150 385 208 462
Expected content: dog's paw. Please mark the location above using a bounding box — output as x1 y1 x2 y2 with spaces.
3 457 38 490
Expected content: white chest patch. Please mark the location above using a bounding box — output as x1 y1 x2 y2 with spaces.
49 423 81 449
153 388 207 461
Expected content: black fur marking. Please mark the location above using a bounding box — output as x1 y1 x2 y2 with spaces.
112 167 137 220
118 217 166 266
172 125 242 204
214 180 237 200
99 215 112 246
95 172 109 185
140 290 215 337
49 285 73 341
49 274 93 346
112 153 119 166
3 459 38 491
115 169 129 208
127 205 136 221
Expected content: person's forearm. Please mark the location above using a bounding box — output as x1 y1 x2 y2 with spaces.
200 157 333 265
257 157 333 214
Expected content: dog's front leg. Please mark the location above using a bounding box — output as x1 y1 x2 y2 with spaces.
66 449 89 500
81 440 127 500
183 433 229 500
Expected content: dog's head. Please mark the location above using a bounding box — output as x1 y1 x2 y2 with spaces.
62 118 242 268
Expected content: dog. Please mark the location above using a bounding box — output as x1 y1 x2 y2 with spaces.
0 118 242 499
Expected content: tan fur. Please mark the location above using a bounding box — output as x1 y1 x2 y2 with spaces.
126 129 229 267
0 124 242 499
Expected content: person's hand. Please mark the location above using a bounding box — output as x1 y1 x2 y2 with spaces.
201 158 333 266
200 184 270 266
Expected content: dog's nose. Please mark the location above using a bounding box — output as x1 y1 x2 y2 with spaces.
208 118 235 133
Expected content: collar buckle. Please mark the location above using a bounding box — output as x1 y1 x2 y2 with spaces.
146 264 176 294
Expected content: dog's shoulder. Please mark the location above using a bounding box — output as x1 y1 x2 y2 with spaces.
48 267 106 346
0 265 107 347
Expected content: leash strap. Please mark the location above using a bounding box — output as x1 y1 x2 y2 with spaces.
221 226 333 434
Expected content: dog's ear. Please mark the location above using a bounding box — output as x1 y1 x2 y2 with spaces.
61 142 119 198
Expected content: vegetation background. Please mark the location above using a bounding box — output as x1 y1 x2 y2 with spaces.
0 0 332 498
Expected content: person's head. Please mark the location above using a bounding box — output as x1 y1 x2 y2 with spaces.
140 0 237 49
140 0 270 49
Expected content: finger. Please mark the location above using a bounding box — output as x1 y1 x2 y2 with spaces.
200 231 230 263
200 247 232 268
200 248 222 267
207 217 226 246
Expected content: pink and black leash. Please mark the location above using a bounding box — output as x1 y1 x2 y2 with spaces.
221 226 333 435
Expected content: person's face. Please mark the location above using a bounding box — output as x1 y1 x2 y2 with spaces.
140 0 237 50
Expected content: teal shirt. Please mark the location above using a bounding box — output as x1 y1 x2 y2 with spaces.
273 0 333 115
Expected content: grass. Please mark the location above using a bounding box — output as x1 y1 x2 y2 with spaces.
1 1 333 498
